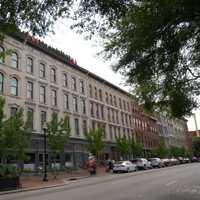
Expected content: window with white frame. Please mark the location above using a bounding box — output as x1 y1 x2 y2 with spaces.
63 73 68 87
71 76 76 91
81 98 86 114
82 120 87 135
27 57 33 74
80 80 85 94
27 81 33 100
39 86 46 103
64 93 69 110
50 68 56 82
51 89 57 106
73 96 78 112
10 77 18 96
39 63 46 78
11 52 18 68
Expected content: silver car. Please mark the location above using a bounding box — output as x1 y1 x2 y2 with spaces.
149 158 164 168
113 161 137 173
135 158 151 170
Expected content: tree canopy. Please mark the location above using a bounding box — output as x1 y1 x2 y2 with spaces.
0 0 73 37
46 112 71 157
71 0 200 118
0 0 129 37
0 97 32 165
85 128 105 157
116 135 131 159
1 1 200 117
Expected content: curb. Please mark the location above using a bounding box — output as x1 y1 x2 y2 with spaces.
0 176 90 196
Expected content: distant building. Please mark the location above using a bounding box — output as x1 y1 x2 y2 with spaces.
186 130 200 150
156 113 188 149
131 104 160 153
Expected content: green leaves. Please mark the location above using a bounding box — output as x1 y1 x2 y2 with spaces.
116 135 131 158
192 137 200 157
0 98 33 164
116 134 144 159
85 128 105 156
70 0 200 117
130 137 144 157
151 139 168 158
0 0 73 37
46 113 71 156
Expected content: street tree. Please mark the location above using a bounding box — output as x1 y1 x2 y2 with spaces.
85 128 105 160
152 139 169 158
0 106 32 172
130 137 144 158
116 135 131 160
46 112 71 175
169 146 186 158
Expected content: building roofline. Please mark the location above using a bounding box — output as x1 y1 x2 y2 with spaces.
10 32 132 98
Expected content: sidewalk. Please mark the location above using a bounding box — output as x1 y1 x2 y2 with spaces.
20 166 107 190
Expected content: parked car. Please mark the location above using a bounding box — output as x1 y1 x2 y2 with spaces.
178 157 184 164
113 161 137 173
161 158 171 167
183 157 190 163
133 158 151 170
191 156 198 162
169 158 179 165
149 158 164 168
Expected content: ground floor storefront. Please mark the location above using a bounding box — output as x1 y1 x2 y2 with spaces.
15 134 120 172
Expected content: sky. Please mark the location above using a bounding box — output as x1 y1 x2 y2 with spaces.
41 20 198 132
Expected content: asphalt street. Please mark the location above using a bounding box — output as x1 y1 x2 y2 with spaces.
1 163 200 200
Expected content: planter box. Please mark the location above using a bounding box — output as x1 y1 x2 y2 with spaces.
0 177 20 191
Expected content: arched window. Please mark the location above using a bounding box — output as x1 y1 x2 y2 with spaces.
0 46 4 63
11 77 18 96
27 57 33 73
50 68 56 82
0 73 4 93
11 52 18 68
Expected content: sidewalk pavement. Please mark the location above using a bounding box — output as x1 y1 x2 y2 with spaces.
20 166 107 190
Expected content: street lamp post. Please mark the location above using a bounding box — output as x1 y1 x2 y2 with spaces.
43 123 48 182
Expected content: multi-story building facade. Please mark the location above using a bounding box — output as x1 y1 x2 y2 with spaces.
0 32 188 170
0 33 138 169
156 113 188 148
131 104 160 153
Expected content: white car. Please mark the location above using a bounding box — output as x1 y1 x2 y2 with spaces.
149 158 164 168
113 161 137 173
135 158 151 169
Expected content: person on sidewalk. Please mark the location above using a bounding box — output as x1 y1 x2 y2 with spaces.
87 156 97 176
105 159 114 172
